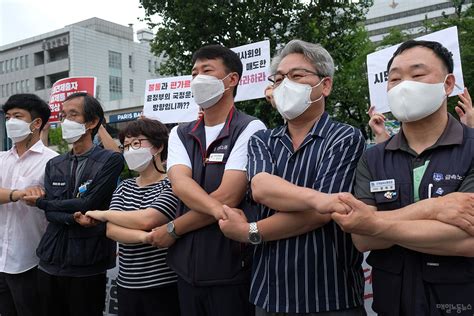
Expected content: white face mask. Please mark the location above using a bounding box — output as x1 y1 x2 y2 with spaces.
273 78 325 120
5 118 34 143
388 78 448 123
123 147 154 172
61 119 86 144
191 74 231 109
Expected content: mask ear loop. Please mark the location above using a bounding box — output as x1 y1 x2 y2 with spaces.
222 72 238 92
151 150 166 174
308 78 327 104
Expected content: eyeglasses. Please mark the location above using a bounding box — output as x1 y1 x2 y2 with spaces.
120 138 149 152
268 68 322 86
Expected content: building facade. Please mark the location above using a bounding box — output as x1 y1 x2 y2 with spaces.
0 17 164 125
365 0 472 42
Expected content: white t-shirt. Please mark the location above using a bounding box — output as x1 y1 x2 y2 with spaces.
167 119 266 171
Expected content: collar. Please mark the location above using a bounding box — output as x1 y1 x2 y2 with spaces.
10 139 46 157
386 113 463 152
189 106 236 136
68 144 96 160
271 112 331 139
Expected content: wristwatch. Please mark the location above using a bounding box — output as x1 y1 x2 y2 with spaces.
248 222 262 245
166 221 181 239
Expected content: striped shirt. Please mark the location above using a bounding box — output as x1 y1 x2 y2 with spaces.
109 178 178 289
247 112 365 313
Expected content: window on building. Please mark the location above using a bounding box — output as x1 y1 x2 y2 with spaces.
129 79 134 92
10 83 14 95
154 61 158 73
128 55 133 68
10 59 14 72
35 77 45 91
15 58 19 71
148 60 152 72
49 46 69 62
109 76 122 100
20 56 24 69
25 55 29 68
26 79 30 92
34 52 44 66
20 80 24 92
0 85 3 98
0 61 3 74
15 82 20 93
108 51 122 69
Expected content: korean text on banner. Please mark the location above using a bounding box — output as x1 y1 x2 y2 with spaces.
48 77 97 123
143 40 271 124
367 26 464 113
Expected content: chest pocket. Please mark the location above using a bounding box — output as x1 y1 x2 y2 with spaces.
373 183 411 211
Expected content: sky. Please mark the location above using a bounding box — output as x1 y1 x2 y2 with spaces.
0 0 155 46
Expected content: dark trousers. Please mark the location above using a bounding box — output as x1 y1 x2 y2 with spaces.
177 277 254 316
37 269 106 316
117 283 180 316
255 306 367 316
0 267 40 316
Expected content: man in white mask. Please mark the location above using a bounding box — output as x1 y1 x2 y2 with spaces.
0 93 58 316
331 40 474 315
23 92 124 316
146 44 265 316
218 40 367 315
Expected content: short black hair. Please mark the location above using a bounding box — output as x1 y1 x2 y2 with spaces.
387 40 454 73
192 44 243 97
65 92 104 139
118 118 169 161
2 93 51 131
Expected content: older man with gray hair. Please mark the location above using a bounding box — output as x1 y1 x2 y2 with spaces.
219 39 366 315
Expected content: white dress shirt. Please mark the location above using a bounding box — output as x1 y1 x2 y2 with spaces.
0 140 58 274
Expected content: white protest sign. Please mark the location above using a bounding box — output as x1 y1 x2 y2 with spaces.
143 40 271 123
367 26 464 113
143 76 196 124
233 40 271 102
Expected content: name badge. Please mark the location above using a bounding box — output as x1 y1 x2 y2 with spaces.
208 153 225 162
370 179 395 193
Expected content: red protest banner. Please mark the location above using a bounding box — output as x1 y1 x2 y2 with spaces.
48 77 96 122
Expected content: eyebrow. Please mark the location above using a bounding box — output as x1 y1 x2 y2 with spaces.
192 63 215 72
389 63 429 74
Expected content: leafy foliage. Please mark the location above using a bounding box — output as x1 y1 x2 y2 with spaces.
140 0 374 136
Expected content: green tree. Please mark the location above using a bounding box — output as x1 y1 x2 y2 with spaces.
425 2 474 115
140 0 375 135
48 126 69 154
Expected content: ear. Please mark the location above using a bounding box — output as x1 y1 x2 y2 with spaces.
85 117 100 132
31 118 43 132
444 73 456 96
227 72 240 88
321 77 333 97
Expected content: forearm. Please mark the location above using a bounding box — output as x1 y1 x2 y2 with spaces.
351 234 394 252
106 223 148 244
102 210 167 231
377 219 474 257
0 188 11 204
174 210 215 235
258 211 331 241
98 126 120 153
45 211 76 225
374 131 390 144
251 173 326 212
172 176 223 217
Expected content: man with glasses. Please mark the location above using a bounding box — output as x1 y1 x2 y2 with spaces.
146 44 266 316
219 40 366 315
24 92 124 316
